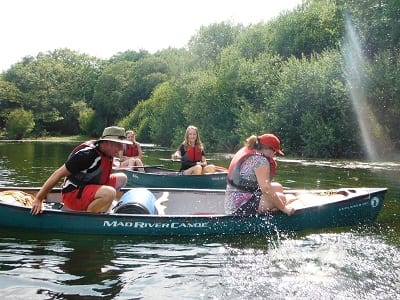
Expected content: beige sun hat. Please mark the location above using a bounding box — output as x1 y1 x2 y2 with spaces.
99 126 132 145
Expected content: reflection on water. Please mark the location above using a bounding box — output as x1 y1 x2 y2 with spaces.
0 142 74 186
0 142 400 298
0 228 399 299
284 158 400 171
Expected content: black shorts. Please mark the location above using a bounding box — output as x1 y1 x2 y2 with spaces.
233 191 261 216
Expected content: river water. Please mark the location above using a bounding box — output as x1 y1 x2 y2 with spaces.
0 141 399 299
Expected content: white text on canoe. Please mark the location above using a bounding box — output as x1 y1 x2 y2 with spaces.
104 221 209 228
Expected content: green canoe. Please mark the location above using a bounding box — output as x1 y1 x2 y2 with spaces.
0 186 387 237
118 166 228 189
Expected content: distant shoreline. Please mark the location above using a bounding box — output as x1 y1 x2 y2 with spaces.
0 136 157 147
0 135 88 143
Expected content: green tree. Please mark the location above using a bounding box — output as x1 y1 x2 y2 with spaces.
235 23 271 60
340 0 400 58
4 49 102 135
266 0 343 58
6 108 35 139
155 48 195 76
75 101 96 135
145 82 185 146
109 49 149 64
0 80 23 129
124 56 169 106
271 50 358 157
188 22 243 68
365 50 400 153
92 61 134 130
119 100 153 142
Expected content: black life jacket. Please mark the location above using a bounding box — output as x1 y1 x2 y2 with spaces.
63 140 112 197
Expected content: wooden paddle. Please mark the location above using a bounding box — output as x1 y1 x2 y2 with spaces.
115 165 164 170
159 158 228 172
214 165 228 172
159 158 178 162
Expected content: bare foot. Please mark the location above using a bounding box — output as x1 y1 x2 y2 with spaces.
285 194 297 204
283 206 295 216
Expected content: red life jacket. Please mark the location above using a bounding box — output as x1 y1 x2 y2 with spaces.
227 147 276 192
185 145 202 162
124 143 139 157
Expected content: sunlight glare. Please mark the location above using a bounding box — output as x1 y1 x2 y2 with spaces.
342 12 395 161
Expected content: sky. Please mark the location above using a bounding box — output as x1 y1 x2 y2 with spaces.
1 0 304 72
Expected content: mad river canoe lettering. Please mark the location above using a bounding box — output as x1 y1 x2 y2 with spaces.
104 220 210 228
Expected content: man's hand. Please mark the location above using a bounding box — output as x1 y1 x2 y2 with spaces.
31 198 44 215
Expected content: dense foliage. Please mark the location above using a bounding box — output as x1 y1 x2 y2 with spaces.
1 0 399 159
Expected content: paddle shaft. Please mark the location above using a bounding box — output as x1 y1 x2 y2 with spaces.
116 165 164 170
160 158 228 172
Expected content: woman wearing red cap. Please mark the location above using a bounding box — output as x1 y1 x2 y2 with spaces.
225 133 295 216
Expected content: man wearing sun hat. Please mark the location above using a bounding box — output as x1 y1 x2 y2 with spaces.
31 126 132 214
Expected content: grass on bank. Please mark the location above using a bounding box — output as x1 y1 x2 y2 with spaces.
0 135 90 143
23 135 89 142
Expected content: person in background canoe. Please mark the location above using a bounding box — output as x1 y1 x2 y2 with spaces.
30 126 131 215
171 125 216 175
225 133 295 216
118 130 144 172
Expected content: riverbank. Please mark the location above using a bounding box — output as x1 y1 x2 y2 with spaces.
1 136 157 148
0 135 89 143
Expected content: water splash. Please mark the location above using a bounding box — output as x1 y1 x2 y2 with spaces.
342 12 393 161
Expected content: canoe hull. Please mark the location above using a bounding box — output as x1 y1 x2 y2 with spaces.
119 166 227 189
0 187 387 236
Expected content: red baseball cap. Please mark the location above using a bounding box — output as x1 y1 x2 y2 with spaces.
258 134 284 155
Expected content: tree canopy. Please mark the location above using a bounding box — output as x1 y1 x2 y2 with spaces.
1 0 399 159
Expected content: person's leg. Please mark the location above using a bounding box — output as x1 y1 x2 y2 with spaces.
87 185 116 213
133 158 145 172
192 164 202 175
127 158 136 168
62 174 124 213
62 187 97 211
258 192 295 216
112 172 127 190
119 159 131 168
270 182 284 193
270 182 296 204
202 164 216 174
183 165 202 175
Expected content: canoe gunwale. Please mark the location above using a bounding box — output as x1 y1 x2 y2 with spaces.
0 186 387 218
119 167 228 189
